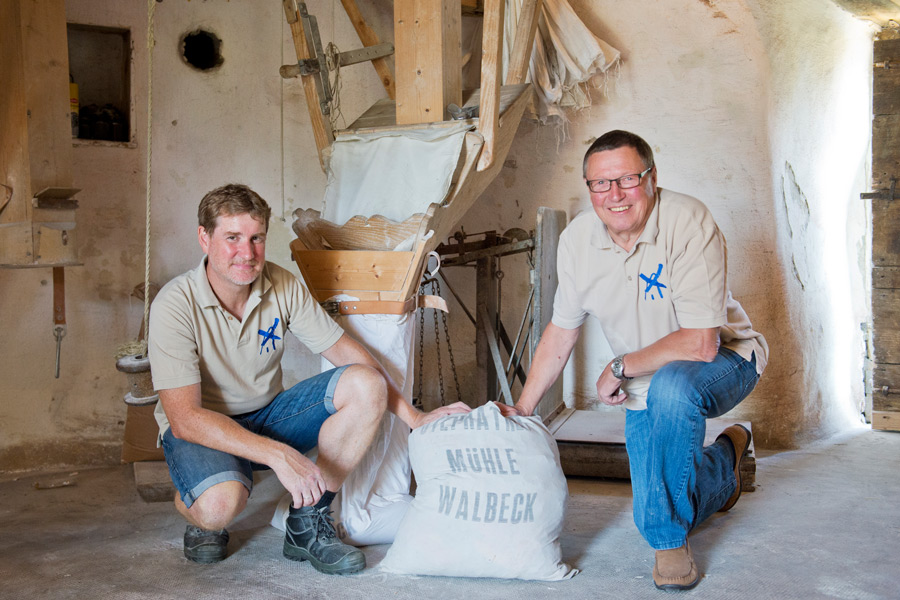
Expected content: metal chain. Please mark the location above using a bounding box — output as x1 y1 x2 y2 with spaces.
416 285 426 410
434 278 462 404
430 280 446 406
415 277 462 408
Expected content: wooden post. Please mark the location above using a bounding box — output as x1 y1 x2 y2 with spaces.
532 207 566 423
283 0 332 170
0 0 77 267
476 0 504 171
340 0 395 100
0 0 33 230
394 0 461 124
475 232 498 405
871 38 900 431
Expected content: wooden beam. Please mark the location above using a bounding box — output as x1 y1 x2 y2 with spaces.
339 0 395 100
0 0 32 226
461 0 483 13
21 0 73 193
872 198 900 266
505 0 542 86
873 362 900 407
532 207 566 423
873 288 900 363
283 0 332 170
476 0 504 171
394 0 461 124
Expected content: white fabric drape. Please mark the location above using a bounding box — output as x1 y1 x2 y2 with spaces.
503 0 620 123
322 123 472 226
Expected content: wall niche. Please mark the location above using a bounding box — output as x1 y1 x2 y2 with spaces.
67 23 131 143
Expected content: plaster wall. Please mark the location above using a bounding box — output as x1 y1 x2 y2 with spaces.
0 0 150 471
0 0 875 472
431 0 874 447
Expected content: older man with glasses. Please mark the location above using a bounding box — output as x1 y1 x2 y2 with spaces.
498 130 768 590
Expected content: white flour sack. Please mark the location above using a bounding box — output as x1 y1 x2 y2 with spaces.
380 402 577 580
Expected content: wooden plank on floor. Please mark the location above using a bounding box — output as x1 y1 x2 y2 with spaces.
872 410 900 431
550 409 756 491
133 461 175 503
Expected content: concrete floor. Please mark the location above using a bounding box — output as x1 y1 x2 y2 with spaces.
1 425 898 600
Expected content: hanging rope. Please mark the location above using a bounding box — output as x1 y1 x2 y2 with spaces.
139 0 156 356
324 42 344 131
114 1 156 360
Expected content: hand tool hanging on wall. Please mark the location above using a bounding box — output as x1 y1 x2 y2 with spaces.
52 267 66 378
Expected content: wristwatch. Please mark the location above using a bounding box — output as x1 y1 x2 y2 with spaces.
610 354 632 381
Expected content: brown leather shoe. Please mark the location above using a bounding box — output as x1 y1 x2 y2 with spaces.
716 424 752 512
652 541 699 590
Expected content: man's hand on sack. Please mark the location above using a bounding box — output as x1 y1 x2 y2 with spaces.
494 401 528 417
410 401 471 429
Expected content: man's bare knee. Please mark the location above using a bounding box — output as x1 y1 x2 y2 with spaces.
180 480 248 530
333 364 388 414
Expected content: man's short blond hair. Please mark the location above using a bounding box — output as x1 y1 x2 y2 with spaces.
198 183 271 234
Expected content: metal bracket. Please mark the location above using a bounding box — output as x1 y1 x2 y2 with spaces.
280 43 394 78
448 103 479 120
320 300 341 316
860 177 897 201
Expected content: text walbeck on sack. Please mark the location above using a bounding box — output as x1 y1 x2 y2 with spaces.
417 410 540 525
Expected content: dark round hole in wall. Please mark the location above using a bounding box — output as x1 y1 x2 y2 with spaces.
181 29 223 71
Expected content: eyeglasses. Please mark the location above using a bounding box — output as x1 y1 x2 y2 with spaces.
585 166 653 193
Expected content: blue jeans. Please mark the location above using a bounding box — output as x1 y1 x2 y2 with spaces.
624 347 759 550
161 366 346 508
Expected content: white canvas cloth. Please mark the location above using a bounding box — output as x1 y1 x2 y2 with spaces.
322 123 472 226
271 295 417 546
380 402 577 580
503 0 620 123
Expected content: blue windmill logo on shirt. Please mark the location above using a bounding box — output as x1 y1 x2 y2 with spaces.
640 264 667 300
258 318 282 354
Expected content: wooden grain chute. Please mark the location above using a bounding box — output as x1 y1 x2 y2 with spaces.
284 0 541 310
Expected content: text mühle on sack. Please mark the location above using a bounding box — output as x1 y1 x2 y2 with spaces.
381 402 577 581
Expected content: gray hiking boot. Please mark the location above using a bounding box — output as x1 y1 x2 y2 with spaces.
184 525 229 563
283 505 365 575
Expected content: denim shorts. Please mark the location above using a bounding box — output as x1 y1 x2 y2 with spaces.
161 366 346 508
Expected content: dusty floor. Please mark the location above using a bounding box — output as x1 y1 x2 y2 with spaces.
1 425 897 600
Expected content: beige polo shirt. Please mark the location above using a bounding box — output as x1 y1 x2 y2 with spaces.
149 258 343 434
552 188 768 410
